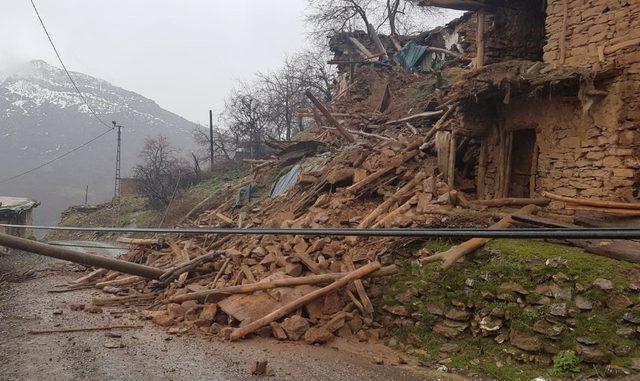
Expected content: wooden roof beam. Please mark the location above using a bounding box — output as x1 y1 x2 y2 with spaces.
418 0 491 11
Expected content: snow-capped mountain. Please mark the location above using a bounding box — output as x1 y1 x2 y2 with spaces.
0 60 200 226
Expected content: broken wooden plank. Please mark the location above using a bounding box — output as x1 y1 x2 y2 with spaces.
542 191 640 211
229 261 381 340
513 214 640 264
159 250 224 283
384 110 444 125
471 197 550 208
422 205 539 269
164 265 398 304
305 91 355 143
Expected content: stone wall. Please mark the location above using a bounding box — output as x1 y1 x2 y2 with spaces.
543 0 640 69
475 84 640 206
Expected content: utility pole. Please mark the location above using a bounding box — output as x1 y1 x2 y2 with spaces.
84 185 89 206
209 110 214 169
112 121 123 199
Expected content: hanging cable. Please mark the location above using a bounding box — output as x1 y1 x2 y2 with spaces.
0 127 114 184
29 0 113 130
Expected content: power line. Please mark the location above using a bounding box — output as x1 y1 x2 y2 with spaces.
29 0 112 130
1 224 640 240
0 127 114 184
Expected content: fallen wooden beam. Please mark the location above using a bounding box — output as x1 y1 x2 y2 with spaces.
164 265 397 304
542 191 640 211
359 172 426 228
159 250 225 283
513 214 640 264
229 261 381 340
418 0 492 11
422 204 539 269
565 206 640 217
384 110 444 125
0 232 164 280
116 237 162 246
305 91 355 143
471 197 550 208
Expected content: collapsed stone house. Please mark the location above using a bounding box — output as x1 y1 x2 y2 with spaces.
333 0 639 212
428 0 640 210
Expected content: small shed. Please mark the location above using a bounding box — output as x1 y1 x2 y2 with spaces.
0 197 40 241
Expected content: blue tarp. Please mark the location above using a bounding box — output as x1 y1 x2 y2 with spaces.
270 165 301 197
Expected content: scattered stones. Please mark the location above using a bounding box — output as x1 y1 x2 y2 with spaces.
606 294 632 310
499 282 529 295
103 340 125 349
509 330 543 353
576 337 598 345
545 257 567 268
281 315 309 341
199 304 218 321
383 305 408 317
440 343 460 354
424 303 444 316
479 316 503 335
574 295 593 310
551 286 572 301
526 294 551 305
533 320 564 338
576 344 609 364
52 309 63 315
622 312 640 324
251 360 269 376
151 312 174 327
433 320 469 339
444 308 470 321
549 303 567 317
631 358 640 371
604 365 630 378
303 327 334 344
592 278 614 291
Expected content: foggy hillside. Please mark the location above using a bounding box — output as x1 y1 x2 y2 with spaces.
0 60 200 226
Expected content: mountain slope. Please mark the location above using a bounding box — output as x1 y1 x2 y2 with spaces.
0 60 200 227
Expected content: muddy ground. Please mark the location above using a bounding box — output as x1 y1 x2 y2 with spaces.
0 247 466 381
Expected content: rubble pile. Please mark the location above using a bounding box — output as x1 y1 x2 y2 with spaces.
70 56 639 352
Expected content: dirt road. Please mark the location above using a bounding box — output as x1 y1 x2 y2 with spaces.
0 247 463 381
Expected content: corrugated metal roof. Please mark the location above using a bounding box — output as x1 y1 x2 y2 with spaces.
0 196 39 216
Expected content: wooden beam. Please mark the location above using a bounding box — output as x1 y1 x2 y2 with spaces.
229 262 381 340
367 23 389 61
305 91 355 143
348 37 375 59
475 9 486 69
419 0 490 11
447 133 457 188
541 191 640 211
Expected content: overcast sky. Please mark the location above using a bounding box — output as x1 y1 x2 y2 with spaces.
1 0 458 124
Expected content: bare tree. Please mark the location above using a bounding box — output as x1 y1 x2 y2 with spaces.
133 136 194 208
306 0 440 38
224 83 269 159
305 0 380 39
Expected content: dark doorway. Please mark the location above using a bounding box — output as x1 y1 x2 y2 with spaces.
508 129 537 198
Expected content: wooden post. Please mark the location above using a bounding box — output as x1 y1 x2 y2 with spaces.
476 139 488 200
305 90 355 143
448 133 457 188
475 9 486 69
367 23 389 61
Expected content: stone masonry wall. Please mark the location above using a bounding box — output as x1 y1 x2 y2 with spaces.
543 0 640 69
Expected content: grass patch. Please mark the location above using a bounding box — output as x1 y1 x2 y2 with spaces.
374 239 640 381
